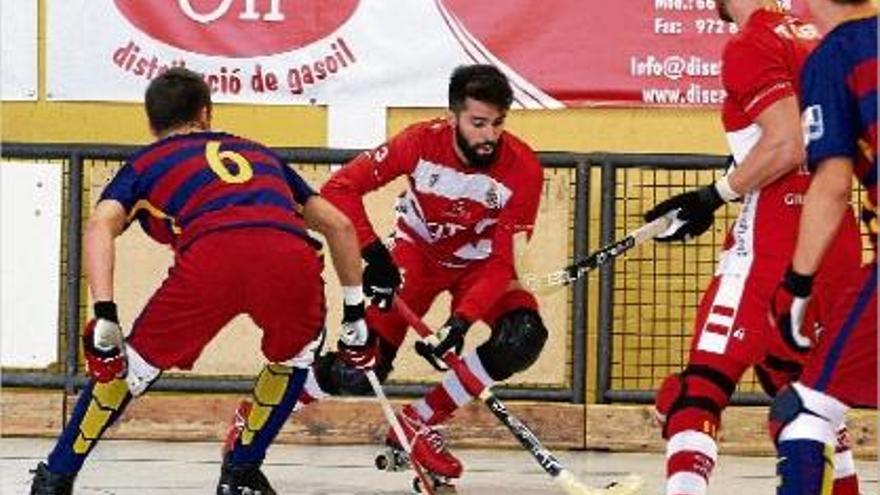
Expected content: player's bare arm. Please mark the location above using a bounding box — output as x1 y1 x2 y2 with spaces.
83 199 127 302
726 95 806 195
303 195 362 287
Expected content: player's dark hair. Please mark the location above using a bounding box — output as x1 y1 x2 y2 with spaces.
145 68 212 134
448 64 513 113
830 0 869 4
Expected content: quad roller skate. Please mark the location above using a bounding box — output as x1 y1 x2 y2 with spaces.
375 441 457 493
375 406 462 493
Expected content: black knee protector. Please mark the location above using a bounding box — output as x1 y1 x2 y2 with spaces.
476 308 548 382
313 337 396 396
654 364 736 440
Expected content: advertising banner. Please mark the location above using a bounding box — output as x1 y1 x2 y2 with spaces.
1 1 38 101
47 0 806 108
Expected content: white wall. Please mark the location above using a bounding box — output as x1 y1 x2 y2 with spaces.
1 163 63 367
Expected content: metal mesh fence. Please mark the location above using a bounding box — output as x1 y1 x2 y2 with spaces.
605 160 874 402
608 164 752 393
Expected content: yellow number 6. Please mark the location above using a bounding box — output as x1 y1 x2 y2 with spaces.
206 141 253 184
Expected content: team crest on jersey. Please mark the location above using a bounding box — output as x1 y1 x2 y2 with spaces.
485 183 500 209
802 104 824 143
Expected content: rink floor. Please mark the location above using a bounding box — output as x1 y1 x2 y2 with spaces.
2 437 877 494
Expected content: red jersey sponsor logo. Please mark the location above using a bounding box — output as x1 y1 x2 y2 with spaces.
114 0 358 57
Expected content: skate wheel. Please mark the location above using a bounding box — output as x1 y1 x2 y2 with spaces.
375 453 390 471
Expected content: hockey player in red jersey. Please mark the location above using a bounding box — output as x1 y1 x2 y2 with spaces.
297 64 547 487
643 1 862 494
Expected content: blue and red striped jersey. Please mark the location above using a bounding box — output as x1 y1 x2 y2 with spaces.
101 131 318 251
801 15 877 239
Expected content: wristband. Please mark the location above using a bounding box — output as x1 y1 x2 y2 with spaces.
93 301 119 323
783 266 814 298
714 175 741 202
342 285 365 306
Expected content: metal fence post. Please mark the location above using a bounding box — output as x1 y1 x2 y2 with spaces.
596 159 616 403
65 152 84 396
571 160 589 404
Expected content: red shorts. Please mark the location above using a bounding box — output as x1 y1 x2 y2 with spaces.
128 228 325 369
367 240 538 347
688 241 860 385
801 264 877 408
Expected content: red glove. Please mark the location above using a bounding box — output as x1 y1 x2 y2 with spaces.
82 301 127 382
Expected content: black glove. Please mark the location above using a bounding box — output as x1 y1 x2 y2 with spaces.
415 316 471 371
769 267 816 354
362 240 402 311
644 184 725 242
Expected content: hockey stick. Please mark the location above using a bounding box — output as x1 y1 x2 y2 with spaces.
521 214 674 295
393 297 644 495
365 369 437 495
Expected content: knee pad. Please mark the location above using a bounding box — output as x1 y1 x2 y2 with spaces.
769 383 848 445
654 364 736 440
313 337 396 396
769 385 808 443
476 308 548 382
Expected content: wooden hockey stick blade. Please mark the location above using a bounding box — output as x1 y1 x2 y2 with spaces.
556 471 645 495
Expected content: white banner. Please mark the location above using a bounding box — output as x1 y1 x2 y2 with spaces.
47 0 560 108
1 1 38 101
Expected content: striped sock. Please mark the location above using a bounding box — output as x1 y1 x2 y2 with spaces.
833 426 859 495
666 430 717 495
412 351 494 425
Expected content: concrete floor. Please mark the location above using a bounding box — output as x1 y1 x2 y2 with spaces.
1 437 877 494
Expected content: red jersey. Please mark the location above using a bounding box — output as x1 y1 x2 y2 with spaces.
717 9 825 266
322 119 542 319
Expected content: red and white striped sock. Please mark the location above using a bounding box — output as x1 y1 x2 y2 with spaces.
666 430 717 495
412 351 495 424
833 426 860 495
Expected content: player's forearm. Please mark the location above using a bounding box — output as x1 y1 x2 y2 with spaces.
303 197 363 286
791 161 854 276
727 136 805 195
84 218 117 302
323 221 363 287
